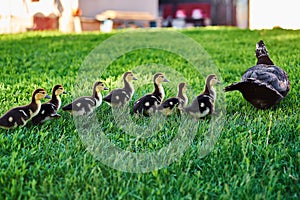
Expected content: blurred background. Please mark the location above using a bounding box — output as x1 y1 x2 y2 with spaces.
0 0 299 34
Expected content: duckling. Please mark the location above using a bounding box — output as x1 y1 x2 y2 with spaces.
103 72 137 107
62 81 108 116
224 40 290 109
184 74 220 119
31 84 67 125
151 82 188 116
133 72 169 116
0 88 50 129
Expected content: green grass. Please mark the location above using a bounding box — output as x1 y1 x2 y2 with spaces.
0 27 299 199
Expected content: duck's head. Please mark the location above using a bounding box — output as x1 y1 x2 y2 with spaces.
256 40 269 58
94 81 109 92
53 84 67 96
206 74 220 86
154 72 169 85
178 82 187 93
124 71 138 82
34 88 51 100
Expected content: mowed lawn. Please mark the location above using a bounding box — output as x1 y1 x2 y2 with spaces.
0 28 299 199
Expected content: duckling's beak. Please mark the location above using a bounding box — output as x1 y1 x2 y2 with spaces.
216 80 221 85
63 91 67 94
45 94 51 99
104 87 109 90
163 78 169 82
133 77 138 80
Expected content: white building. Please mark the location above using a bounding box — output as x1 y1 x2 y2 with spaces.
0 0 158 34
79 0 157 19
0 0 78 33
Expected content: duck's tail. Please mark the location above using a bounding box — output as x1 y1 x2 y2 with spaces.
224 82 241 92
62 104 72 111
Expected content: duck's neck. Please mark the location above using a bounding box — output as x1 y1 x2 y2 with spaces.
50 93 61 109
93 89 101 101
204 84 216 100
177 90 188 106
256 55 274 65
31 97 41 112
124 79 134 95
153 83 165 101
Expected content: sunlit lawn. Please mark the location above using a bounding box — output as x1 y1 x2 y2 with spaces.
0 27 299 199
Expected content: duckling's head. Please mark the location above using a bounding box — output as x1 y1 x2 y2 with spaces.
154 72 169 85
53 84 67 96
34 88 51 100
94 81 109 92
124 71 138 82
206 74 220 86
256 40 269 58
178 82 187 93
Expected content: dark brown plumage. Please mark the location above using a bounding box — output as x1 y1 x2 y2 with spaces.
31 84 67 125
103 72 137 107
224 40 290 109
133 73 169 116
184 74 220 119
0 88 50 129
151 82 188 116
62 81 108 116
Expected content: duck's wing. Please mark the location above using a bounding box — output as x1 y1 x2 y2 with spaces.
31 103 57 125
154 97 182 116
133 94 160 115
104 89 131 105
0 106 31 128
242 65 290 96
158 97 180 110
62 97 96 112
225 79 283 109
184 95 211 113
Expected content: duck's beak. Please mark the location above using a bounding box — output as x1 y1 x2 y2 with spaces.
164 78 169 82
63 91 67 94
133 76 138 80
104 87 109 90
216 80 221 85
45 94 51 99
